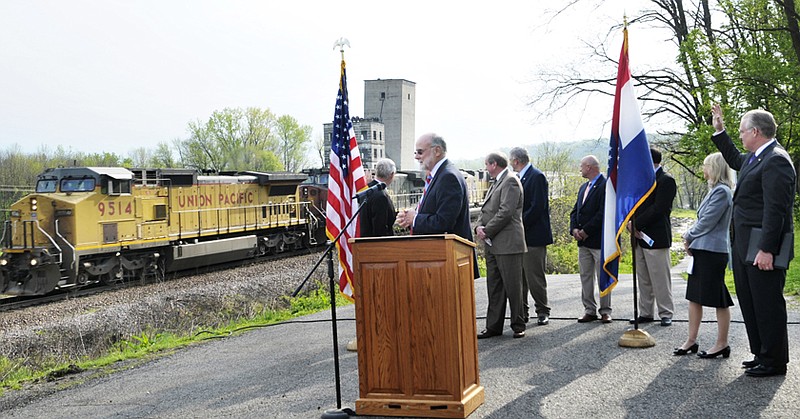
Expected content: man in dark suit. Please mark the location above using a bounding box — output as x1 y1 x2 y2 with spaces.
711 104 796 377
395 133 478 277
360 158 397 237
629 148 677 327
570 155 612 323
475 152 527 339
509 147 553 325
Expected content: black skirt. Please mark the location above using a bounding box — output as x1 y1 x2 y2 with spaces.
686 249 734 308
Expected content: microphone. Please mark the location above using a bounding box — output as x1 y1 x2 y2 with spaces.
353 182 386 203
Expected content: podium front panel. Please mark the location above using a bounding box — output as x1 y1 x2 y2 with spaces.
407 259 459 397
359 262 405 394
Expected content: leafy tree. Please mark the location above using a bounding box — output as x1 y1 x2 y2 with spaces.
151 141 177 168
177 107 282 172
312 133 326 169
129 147 151 168
530 142 581 201
531 0 800 201
274 115 312 172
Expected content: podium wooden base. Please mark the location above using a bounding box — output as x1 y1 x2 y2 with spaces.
356 384 484 418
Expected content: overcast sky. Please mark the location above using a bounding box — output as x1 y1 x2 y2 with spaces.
0 1 676 163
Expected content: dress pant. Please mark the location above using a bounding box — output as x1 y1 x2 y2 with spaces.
579 246 611 315
732 247 789 367
485 252 525 334
634 247 674 319
522 245 550 319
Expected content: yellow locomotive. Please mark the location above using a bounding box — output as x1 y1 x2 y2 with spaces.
0 167 324 296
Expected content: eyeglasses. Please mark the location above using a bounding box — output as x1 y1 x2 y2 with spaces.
414 147 429 156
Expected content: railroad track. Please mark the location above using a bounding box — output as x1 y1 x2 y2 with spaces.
0 244 325 312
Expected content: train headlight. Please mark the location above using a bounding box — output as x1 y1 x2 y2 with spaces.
30 258 39 266
0 259 7 266
31 198 38 211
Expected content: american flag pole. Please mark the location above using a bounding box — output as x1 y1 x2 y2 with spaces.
322 37 364 418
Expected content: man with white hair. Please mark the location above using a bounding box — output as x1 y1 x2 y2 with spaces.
360 158 397 237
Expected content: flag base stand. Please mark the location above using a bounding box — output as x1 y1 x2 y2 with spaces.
321 408 355 419
618 328 656 348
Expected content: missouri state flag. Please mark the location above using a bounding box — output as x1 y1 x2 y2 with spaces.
599 26 656 296
327 58 368 301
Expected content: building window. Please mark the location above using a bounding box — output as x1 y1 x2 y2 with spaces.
408 94 410 100
379 132 382 141
373 149 378 159
373 131 376 140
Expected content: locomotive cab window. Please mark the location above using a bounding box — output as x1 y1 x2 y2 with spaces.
61 178 96 193
101 178 132 195
36 179 57 193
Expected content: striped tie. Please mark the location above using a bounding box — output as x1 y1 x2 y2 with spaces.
418 174 432 209
582 182 592 204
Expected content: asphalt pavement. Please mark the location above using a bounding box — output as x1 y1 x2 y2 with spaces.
2 258 799 418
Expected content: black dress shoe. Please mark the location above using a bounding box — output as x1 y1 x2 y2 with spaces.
745 364 787 377
537 315 549 325
513 331 525 338
673 343 699 356
660 317 673 327
698 346 730 359
742 358 760 369
600 314 612 323
477 330 501 339
629 316 654 324
577 314 598 323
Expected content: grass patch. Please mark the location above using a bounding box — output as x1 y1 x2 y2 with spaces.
786 225 800 295
671 208 697 219
0 283 348 394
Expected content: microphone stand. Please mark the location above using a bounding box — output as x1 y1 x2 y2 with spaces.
292 194 370 419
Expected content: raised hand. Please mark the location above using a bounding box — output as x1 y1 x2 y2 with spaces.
711 103 725 132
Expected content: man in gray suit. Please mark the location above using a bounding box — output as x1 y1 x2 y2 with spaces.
475 152 527 339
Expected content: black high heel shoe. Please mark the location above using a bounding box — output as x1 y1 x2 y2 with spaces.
698 346 731 359
673 343 699 356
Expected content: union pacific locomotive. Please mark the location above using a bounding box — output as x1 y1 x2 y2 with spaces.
0 167 326 296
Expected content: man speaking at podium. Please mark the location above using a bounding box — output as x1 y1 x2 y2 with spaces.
396 132 478 278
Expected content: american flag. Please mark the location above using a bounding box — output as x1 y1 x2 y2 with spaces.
599 26 655 296
326 59 368 300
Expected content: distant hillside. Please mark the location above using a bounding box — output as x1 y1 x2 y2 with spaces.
452 138 611 171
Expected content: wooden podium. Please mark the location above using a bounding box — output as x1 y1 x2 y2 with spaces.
350 234 484 418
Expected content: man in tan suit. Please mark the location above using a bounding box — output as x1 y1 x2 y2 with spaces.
475 152 527 339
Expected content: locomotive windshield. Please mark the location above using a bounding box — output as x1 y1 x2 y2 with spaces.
61 178 96 192
36 179 58 193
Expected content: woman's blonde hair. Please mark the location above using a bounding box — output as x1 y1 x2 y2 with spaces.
704 152 735 188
